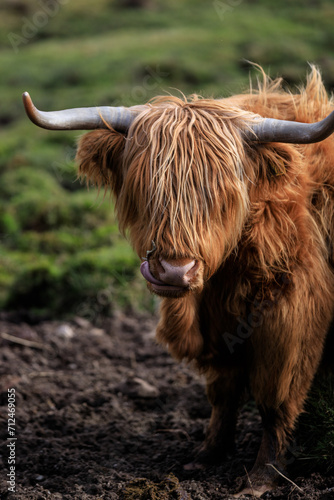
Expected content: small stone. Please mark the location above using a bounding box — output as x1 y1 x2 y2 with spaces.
117 377 159 398
55 324 74 338
73 316 92 329
90 328 104 336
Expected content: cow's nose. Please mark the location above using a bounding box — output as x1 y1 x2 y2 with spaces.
158 259 198 287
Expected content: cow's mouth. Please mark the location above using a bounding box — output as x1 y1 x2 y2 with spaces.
140 261 188 293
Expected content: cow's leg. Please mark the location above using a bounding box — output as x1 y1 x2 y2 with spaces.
235 404 290 497
235 375 321 497
237 273 333 496
185 366 246 469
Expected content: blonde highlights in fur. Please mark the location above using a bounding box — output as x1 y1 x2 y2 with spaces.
115 95 258 274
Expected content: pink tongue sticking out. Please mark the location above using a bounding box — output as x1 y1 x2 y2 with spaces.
140 261 167 286
140 261 187 292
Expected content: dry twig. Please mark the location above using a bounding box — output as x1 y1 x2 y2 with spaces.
1 332 44 349
266 463 303 493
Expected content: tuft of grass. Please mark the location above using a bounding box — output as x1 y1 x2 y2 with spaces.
123 474 190 500
294 373 334 473
2 241 155 319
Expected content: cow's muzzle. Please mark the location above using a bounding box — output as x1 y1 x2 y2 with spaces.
140 258 200 295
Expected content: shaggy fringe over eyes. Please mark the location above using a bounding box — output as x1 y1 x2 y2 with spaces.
116 95 258 268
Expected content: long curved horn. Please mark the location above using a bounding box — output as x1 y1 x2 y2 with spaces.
249 110 334 144
22 92 145 132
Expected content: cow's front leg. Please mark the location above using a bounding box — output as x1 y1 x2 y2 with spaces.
236 276 333 496
235 405 289 497
185 365 246 469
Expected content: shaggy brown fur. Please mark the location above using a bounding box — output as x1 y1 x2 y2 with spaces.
76 67 334 494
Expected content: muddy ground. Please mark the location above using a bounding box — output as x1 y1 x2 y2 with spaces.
0 310 333 499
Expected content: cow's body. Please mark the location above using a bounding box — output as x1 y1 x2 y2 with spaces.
154 71 334 494
26 67 334 496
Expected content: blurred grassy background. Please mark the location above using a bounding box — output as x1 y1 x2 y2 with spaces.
1 0 334 319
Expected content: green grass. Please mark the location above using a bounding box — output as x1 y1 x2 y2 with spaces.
1 0 334 316
295 373 334 474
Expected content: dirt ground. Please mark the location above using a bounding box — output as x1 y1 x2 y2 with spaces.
0 310 333 500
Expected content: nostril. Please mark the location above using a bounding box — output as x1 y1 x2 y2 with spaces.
185 260 199 279
159 259 198 286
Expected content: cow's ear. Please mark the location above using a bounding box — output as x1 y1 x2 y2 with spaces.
76 129 126 196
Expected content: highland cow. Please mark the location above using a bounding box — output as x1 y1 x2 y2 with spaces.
23 67 334 496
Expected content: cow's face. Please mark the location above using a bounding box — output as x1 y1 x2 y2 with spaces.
77 98 252 298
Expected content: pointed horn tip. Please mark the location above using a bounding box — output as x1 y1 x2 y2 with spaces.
22 91 31 106
22 91 35 113
22 91 40 126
